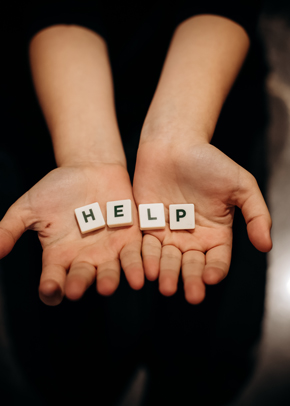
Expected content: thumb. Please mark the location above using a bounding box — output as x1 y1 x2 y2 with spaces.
0 202 27 259
235 172 272 253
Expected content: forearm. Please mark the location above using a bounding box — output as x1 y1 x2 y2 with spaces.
29 25 126 167
141 15 250 145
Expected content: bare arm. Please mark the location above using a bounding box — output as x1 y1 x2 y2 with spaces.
141 14 250 143
134 15 271 304
29 24 125 167
0 25 144 306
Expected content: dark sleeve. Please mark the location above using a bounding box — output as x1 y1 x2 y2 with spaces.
25 0 108 43
175 0 264 38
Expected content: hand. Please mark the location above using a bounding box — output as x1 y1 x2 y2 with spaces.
133 140 272 304
0 164 144 305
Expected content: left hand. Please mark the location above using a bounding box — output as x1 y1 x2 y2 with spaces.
133 139 272 304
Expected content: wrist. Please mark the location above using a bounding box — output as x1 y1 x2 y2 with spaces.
57 154 127 168
140 118 211 147
58 158 127 169
55 139 127 168
56 151 127 169
51 129 127 168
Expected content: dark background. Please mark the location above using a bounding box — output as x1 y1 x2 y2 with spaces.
0 1 289 405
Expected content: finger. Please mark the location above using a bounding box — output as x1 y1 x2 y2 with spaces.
65 261 96 301
142 234 162 281
203 244 232 285
182 250 206 304
120 240 144 290
236 174 272 252
0 204 27 259
39 263 67 306
159 245 182 296
96 259 120 296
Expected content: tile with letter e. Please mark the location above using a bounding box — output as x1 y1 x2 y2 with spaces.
139 203 166 230
75 202 105 234
169 204 195 230
107 199 133 228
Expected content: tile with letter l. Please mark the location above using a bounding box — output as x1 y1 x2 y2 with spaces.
139 203 166 230
169 204 195 230
75 202 105 234
107 199 133 228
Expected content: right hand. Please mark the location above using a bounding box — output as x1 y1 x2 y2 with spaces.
0 163 144 306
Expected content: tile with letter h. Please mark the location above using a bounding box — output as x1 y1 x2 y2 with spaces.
75 202 105 234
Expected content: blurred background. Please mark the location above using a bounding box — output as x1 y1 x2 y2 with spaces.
227 3 290 404
1 0 290 405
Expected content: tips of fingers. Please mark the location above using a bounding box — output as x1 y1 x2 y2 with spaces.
128 270 144 290
120 242 144 290
0 228 16 259
65 262 96 301
39 263 67 306
182 250 206 304
143 256 160 281
39 280 64 306
203 266 225 285
65 277 88 301
159 246 182 297
184 280 205 305
123 264 144 290
97 275 119 296
0 204 28 259
204 246 231 286
159 275 178 296
239 179 272 252
247 217 273 253
97 263 120 296
142 234 161 281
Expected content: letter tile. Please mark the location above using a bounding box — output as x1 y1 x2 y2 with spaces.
107 199 133 228
169 204 195 230
139 203 165 230
75 202 105 234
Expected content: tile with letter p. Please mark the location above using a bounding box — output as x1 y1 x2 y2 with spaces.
107 199 133 228
169 204 195 230
138 203 166 230
75 202 105 234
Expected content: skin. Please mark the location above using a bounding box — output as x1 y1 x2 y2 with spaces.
0 15 272 306
133 140 272 304
0 164 143 306
134 15 272 304
0 25 144 305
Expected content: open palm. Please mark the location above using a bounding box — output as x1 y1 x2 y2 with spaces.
133 141 272 304
0 164 143 305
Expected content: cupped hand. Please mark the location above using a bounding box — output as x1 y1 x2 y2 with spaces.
0 164 144 305
133 140 272 304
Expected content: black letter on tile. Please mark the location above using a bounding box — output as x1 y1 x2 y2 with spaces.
114 205 124 217
176 209 186 222
147 209 157 220
82 209 95 223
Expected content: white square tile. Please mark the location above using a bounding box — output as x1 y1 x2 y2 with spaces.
107 199 133 228
75 202 105 234
138 203 166 230
169 204 195 230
